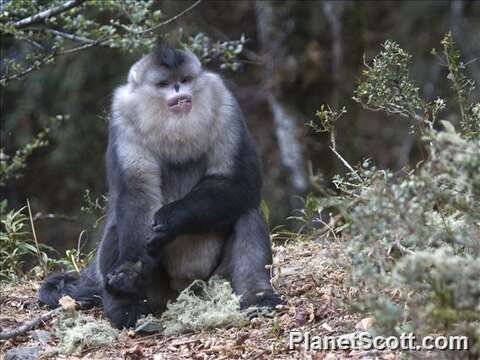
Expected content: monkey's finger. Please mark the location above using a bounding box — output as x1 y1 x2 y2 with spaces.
146 233 168 255
152 223 168 232
150 232 169 243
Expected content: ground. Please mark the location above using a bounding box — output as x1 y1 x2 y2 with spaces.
0 239 398 359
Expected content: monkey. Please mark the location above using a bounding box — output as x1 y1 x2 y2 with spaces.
39 42 281 329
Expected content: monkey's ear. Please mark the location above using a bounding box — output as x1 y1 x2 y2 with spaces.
128 65 139 84
183 49 202 69
128 58 147 85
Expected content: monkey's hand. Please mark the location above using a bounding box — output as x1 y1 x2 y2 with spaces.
105 261 147 297
147 207 179 256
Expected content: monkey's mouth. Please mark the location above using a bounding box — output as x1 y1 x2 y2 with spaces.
167 95 192 114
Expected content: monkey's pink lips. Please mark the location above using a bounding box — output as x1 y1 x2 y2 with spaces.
168 95 192 114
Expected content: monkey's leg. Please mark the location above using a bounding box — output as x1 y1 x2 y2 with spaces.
103 184 160 294
102 290 151 329
224 208 281 309
103 271 175 329
96 221 150 328
146 265 177 315
98 219 147 296
103 267 174 328
103 134 164 294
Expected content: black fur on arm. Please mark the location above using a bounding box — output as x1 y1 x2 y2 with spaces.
101 136 158 295
149 129 262 252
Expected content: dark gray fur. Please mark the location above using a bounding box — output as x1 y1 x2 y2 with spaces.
38 45 281 328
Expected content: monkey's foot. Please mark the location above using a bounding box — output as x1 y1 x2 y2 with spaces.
103 294 151 329
241 292 283 319
105 261 144 296
240 291 283 310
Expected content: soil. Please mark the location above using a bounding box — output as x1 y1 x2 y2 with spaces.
0 240 397 359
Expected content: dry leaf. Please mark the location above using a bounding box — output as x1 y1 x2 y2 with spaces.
58 295 76 312
123 344 144 360
321 322 333 332
355 317 374 331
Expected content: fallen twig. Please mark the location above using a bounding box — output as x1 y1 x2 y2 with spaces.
316 213 343 238
0 307 62 340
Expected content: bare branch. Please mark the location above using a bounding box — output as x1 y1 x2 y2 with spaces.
1 55 55 84
139 0 202 34
37 28 95 44
14 0 84 29
1 36 107 84
2 33 108 84
33 212 77 222
2 0 201 84
0 307 62 340
20 37 46 50
329 146 362 181
59 36 108 55
27 199 48 276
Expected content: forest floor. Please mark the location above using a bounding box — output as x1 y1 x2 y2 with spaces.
0 238 399 360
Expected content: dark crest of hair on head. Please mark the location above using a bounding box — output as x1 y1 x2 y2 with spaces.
152 39 185 69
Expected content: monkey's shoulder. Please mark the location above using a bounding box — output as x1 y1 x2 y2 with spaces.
111 85 139 120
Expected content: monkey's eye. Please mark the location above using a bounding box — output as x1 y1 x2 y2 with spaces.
181 76 192 84
156 81 169 87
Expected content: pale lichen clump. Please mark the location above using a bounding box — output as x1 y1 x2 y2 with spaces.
136 277 245 336
53 312 120 355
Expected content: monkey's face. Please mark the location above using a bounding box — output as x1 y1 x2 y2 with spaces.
130 50 202 116
146 70 195 115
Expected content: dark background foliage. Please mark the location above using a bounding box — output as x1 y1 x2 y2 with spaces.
2 0 479 253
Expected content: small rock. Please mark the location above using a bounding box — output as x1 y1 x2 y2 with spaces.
321 322 333 332
355 317 374 331
4 345 41 360
32 330 50 344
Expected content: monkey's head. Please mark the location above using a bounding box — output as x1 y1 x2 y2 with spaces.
127 43 202 115
115 43 232 162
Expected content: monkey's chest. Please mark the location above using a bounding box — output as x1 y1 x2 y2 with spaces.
161 233 226 291
161 157 207 203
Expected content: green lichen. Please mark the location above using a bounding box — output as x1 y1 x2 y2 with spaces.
53 312 119 355
136 277 245 336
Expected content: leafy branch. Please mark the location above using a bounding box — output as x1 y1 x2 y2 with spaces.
303 34 480 350
1 0 203 85
353 40 423 123
0 115 65 186
12 0 84 29
432 32 479 138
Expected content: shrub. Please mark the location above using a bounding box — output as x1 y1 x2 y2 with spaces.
308 33 479 357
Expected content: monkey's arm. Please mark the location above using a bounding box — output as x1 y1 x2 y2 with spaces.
150 125 262 251
105 132 162 294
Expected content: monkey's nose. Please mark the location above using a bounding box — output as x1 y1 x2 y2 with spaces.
174 83 180 92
